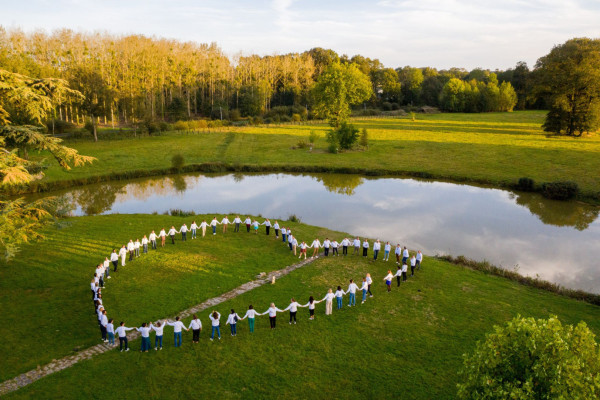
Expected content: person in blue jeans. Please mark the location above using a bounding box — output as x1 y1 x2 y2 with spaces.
209 311 221 340
335 286 345 309
360 278 369 304
136 323 152 352
151 320 166 350
226 309 241 336
167 317 188 347
106 319 115 345
347 279 359 307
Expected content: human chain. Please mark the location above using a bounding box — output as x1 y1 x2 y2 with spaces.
91 215 424 352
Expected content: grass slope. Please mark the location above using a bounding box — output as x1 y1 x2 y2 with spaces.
31 111 600 199
2 214 600 399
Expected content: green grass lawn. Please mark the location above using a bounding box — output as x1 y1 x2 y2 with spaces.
2 214 600 399
29 111 600 199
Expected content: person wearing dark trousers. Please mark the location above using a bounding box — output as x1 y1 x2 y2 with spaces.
261 219 271 235
362 239 369 257
168 226 177 244
366 273 373 297
282 227 287 242
395 266 402 287
373 240 381 261
151 321 165 350
127 240 135 261
288 234 294 251
180 224 188 241
331 240 339 256
273 221 280 238
402 263 408 282
263 303 283 329
100 310 108 342
226 310 241 336
395 244 402 264
283 299 300 325
244 217 251 232
233 216 241 232
188 315 202 343
410 255 417 276
167 316 188 347
402 247 409 264
142 236 148 254
323 238 330 256
341 238 349 256
209 311 221 340
110 250 118 272
416 251 423 270
149 231 157 249
115 322 134 352
137 323 152 352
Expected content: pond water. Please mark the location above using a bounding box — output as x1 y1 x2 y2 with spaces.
27 172 600 293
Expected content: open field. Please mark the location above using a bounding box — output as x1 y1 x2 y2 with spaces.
22 111 600 202
1 214 599 399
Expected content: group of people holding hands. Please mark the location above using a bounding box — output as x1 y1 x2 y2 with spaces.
90 215 424 351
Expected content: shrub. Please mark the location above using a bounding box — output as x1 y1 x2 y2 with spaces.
173 120 188 131
171 153 185 170
292 113 301 122
541 181 579 200
84 119 95 134
296 140 308 149
327 142 338 154
516 177 535 191
287 214 301 223
359 128 369 148
382 102 393 111
308 130 318 144
457 315 600 399
334 122 359 150
169 209 196 217
46 119 76 134
229 109 241 121
159 121 171 132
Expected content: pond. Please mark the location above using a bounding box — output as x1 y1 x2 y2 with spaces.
26 172 600 293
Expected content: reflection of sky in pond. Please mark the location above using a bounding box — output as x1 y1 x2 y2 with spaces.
47 173 600 293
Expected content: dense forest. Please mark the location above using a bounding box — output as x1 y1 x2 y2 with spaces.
0 27 539 125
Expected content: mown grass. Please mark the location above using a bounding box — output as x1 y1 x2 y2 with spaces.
27 111 600 201
2 214 600 399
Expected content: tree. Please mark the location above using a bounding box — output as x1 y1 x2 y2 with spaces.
457 315 600 399
311 62 372 127
535 38 600 136
397 66 424 105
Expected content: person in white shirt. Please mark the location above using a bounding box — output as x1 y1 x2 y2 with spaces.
188 314 202 343
263 303 283 329
287 232 293 250
103 257 111 279
106 318 115 345
362 239 370 258
210 217 220 235
244 217 252 233
310 238 322 258
261 218 271 235
281 227 287 243
394 266 402 287
347 279 359 306
273 221 280 238
292 237 298 256
110 249 119 272
334 286 346 309
395 244 402 264
360 278 370 304
299 241 308 259
134 239 141 257
373 240 381 261
366 273 373 297
137 322 152 352
233 216 242 233
383 242 391 261
149 230 157 249
90 278 97 300
283 298 301 324
353 237 361 256
301 296 320 320
95 266 104 288
152 320 166 350
402 263 408 282
100 309 108 342
119 245 127 267
199 220 209 237
323 238 331 257
158 228 167 247
341 238 350 256
240 305 260 333
252 220 259 234
410 255 417 276
221 216 230 233
384 270 394 292
209 311 221 340
402 246 409 264
167 226 178 244
179 224 188 241
331 240 339 256
127 239 135 261
167 316 188 347
416 250 423 270
321 289 335 315
115 322 134 352
226 309 242 336
142 235 149 254
190 221 198 239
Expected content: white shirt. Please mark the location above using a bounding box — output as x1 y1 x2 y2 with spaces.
300 242 307 250
403 249 409 257
331 241 338 248
226 313 241 325
323 240 331 248
395 246 402 255
402 264 408 272
335 289 346 298
416 252 423 261
410 257 416 266
152 324 165 336
167 320 186 333
168 228 177 236
264 307 282 317
100 314 108 327
341 239 349 246
252 221 259 228
180 225 188 232
149 232 157 241
347 283 359 294
188 319 202 330
394 269 402 277
302 301 318 310
261 220 271 226
322 292 335 302
360 281 369 290
311 239 321 248
209 312 221 326
384 273 394 281
288 234 293 243
353 239 360 247
244 218 251 224
190 223 198 230
110 252 119 261
134 241 140 249
200 222 209 228
366 276 373 285
137 326 151 338
292 238 298 246
107 323 114 334
221 218 230 224
243 309 260 319
142 237 148 245
281 228 287 235
103 260 109 269
373 242 381 251
127 242 134 251
233 217 242 224
210 219 219 227
284 302 300 313
384 244 391 252
273 223 279 229
362 241 369 249
158 229 166 237
115 326 134 338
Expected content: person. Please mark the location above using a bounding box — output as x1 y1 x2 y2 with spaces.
323 238 331 256
366 273 373 297
402 262 408 282
395 244 402 264
334 286 346 309
137 323 152 352
283 298 301 324
241 305 260 333
90 278 97 301
110 249 119 272
362 239 369 257
298 241 308 259
291 236 298 256
252 219 259 234
103 257 111 279
115 322 134 352
127 239 135 261
188 315 202 343
347 279 359 307
310 238 322 258
288 232 294 251
199 220 209 237
261 218 271 235
149 230 157 249
209 311 221 340
167 316 188 347
341 238 349 256
210 217 220 235
301 296 320 320
119 245 127 267
179 223 188 241
383 242 391 261
159 228 166 247
95 266 104 288
100 309 108 342
244 216 252 233
168 226 177 244
384 270 394 292
394 265 402 287
281 227 287 243
226 309 241 336
106 318 115 345
151 320 166 350
416 250 423 270
141 235 148 254
263 303 283 329
331 239 339 256
410 255 417 276
353 237 361 256
360 278 369 303
273 221 280 238
373 240 380 260
321 289 335 315
134 238 141 257
402 246 409 264
221 216 230 233
190 221 198 239
233 216 241 233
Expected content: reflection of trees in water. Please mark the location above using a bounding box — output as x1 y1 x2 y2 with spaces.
75 182 127 215
512 192 599 230
232 173 245 183
315 174 364 196
169 175 187 193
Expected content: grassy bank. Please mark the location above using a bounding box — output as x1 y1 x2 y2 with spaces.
16 111 600 202
1 214 600 398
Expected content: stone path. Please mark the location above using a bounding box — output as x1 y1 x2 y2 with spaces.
0 255 321 396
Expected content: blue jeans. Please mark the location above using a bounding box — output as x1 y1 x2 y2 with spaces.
349 293 355 306
282 234 286 242
174 332 182 347
192 229 196 238
211 326 221 339
384 250 389 260
362 289 367 302
141 337 150 351
402 256 408 264
336 297 343 309
212 226 216 234
373 250 379 260
143 244 148 253
107 332 114 345
155 335 163 348
182 232 187 241
104 267 109 278
230 324 237 335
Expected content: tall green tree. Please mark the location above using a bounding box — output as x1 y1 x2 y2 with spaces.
535 38 600 136
311 62 372 127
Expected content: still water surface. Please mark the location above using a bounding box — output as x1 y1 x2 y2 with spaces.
29 173 600 293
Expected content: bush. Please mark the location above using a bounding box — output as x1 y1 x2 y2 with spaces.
359 128 369 148
171 153 185 170
169 209 196 217
292 113 301 122
333 122 359 150
46 119 76 134
541 181 579 200
457 315 600 399
382 102 393 111
287 214 301 223
516 177 535 191
159 121 171 132
173 120 188 131
308 130 318 144
296 140 308 149
84 119 95 134
327 142 338 154
229 109 241 121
